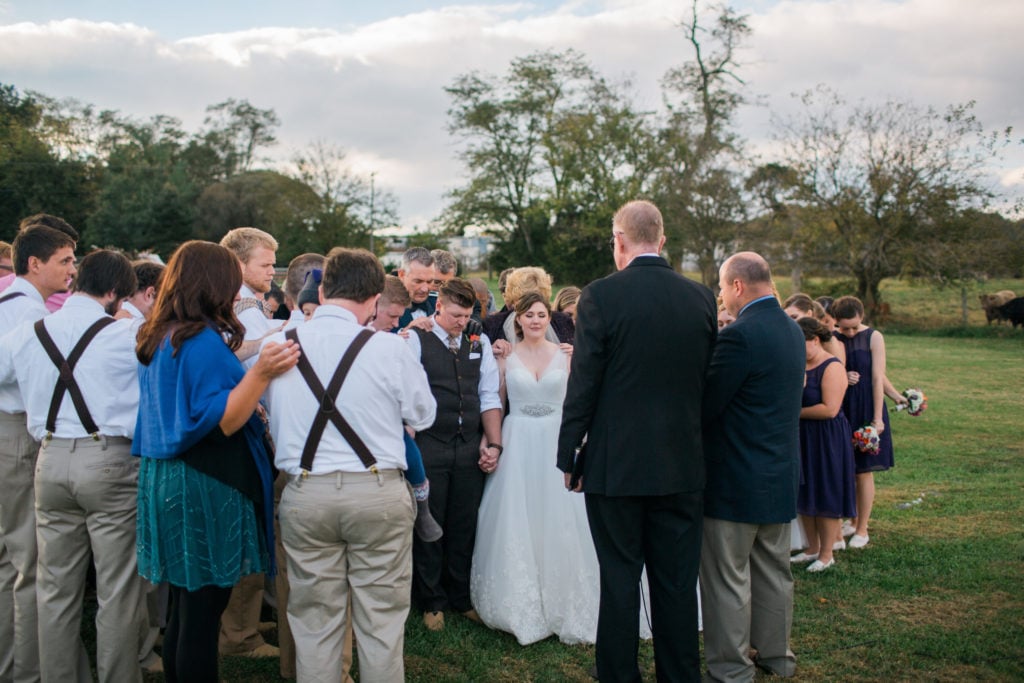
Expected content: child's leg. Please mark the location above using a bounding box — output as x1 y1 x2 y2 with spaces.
403 432 442 542
403 432 426 488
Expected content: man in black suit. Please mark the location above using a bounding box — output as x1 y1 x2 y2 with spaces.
700 252 805 682
557 200 716 682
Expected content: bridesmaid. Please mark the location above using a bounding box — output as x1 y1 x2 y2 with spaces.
832 296 893 549
790 318 856 572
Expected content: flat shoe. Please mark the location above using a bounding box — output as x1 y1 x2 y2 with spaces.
841 522 856 537
790 552 818 563
833 539 846 551
848 533 869 548
807 558 835 573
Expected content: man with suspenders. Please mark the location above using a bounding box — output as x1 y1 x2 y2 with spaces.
0 250 143 682
264 248 436 683
0 225 77 683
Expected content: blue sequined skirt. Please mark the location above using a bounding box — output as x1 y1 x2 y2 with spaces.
137 456 267 590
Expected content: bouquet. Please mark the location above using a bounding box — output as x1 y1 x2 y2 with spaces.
852 424 880 454
894 388 927 416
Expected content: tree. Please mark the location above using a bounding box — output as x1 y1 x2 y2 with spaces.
0 84 93 238
774 86 1014 314
84 113 198 255
653 1 751 285
199 98 280 179
291 140 399 254
193 170 321 260
442 49 658 284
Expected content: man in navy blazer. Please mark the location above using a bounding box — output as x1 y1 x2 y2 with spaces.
700 252 805 682
558 200 717 682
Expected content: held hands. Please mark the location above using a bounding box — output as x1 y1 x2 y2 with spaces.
478 437 500 473
254 340 300 380
491 340 512 359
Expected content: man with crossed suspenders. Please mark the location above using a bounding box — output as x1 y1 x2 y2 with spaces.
0 250 144 682
0 225 77 683
263 248 436 683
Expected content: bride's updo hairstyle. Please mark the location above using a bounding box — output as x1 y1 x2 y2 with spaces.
512 291 550 340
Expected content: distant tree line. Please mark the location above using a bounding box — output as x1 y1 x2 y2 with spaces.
440 1 1022 311
0 88 396 261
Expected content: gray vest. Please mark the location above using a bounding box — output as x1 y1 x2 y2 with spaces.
415 328 483 444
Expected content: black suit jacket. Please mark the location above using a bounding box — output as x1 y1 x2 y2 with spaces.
702 297 805 524
556 256 717 496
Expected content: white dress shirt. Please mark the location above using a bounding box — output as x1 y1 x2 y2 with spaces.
404 317 502 413
283 308 305 332
0 295 139 439
0 277 51 414
264 305 436 475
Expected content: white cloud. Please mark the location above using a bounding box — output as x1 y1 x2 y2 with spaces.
1 0 1021 228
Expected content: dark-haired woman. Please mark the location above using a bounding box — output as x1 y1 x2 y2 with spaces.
133 241 299 682
791 318 856 573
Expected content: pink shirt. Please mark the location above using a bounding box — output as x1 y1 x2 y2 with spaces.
0 273 71 312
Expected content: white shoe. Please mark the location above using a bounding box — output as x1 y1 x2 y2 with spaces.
848 533 869 548
841 522 856 537
807 558 835 573
790 552 818 563
833 539 847 551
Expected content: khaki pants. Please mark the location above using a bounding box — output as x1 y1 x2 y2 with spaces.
35 436 145 683
218 572 267 654
700 517 797 683
0 412 39 683
280 470 414 683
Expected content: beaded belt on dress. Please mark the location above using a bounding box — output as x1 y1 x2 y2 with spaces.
517 403 557 417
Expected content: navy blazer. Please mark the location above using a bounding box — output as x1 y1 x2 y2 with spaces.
702 297 805 524
557 256 717 496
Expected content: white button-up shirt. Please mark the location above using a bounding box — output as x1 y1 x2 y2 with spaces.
264 305 436 475
403 318 502 413
0 295 139 439
0 277 51 414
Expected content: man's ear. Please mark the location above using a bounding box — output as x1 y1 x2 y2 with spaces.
145 286 157 303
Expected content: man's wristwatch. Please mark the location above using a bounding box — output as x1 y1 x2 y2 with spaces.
487 443 503 455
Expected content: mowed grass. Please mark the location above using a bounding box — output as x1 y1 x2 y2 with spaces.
128 334 1024 681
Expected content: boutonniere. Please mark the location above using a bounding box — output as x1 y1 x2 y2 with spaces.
465 333 482 353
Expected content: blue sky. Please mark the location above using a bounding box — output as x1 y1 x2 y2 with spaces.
2 0 1021 228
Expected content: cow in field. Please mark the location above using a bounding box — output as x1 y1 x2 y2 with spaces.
979 290 1016 324
996 297 1024 329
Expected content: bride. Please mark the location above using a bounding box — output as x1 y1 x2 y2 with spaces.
470 292 652 645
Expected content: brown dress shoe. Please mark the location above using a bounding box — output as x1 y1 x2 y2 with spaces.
239 643 280 658
461 608 483 624
423 610 445 631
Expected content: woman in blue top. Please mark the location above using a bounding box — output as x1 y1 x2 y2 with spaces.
134 241 298 683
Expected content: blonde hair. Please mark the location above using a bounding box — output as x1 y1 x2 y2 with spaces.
553 286 580 312
504 266 552 306
220 227 278 263
0 240 11 260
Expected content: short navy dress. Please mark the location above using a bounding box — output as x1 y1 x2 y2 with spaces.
797 357 857 518
836 328 894 473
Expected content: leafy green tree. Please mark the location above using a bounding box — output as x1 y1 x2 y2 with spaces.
0 84 93 238
194 170 321 260
198 98 280 179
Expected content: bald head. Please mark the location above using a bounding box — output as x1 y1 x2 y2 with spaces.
718 251 775 316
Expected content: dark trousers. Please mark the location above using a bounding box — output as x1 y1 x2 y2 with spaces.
412 436 485 613
163 584 233 683
585 490 703 683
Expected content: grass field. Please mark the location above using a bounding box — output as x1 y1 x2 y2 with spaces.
134 332 1022 682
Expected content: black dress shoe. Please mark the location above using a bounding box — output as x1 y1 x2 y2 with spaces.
589 663 598 680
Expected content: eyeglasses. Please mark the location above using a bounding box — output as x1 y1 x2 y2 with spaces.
608 231 623 252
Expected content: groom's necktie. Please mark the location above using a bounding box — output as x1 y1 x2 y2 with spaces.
447 334 459 355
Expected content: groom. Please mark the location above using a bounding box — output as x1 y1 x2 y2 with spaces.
557 200 717 681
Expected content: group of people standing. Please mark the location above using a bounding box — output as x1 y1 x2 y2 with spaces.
0 198 900 683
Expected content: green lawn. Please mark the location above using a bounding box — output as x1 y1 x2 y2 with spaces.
165 334 1023 682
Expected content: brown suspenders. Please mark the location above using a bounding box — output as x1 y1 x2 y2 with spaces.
0 291 26 305
284 327 378 476
33 317 117 440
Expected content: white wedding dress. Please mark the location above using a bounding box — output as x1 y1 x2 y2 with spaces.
471 351 654 645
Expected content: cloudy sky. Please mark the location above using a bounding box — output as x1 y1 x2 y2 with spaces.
2 0 1021 228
